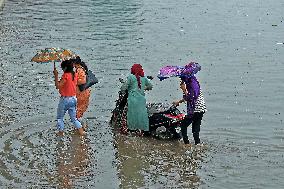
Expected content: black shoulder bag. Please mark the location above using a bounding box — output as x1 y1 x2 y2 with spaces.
78 70 98 92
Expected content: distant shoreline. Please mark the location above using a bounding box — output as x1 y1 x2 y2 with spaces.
0 0 4 8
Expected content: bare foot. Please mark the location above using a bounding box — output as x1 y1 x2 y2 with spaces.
56 131 64 136
195 143 205 150
77 127 85 136
184 143 193 148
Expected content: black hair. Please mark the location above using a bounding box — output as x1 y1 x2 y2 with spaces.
74 56 88 73
75 56 81 63
80 61 89 73
61 59 75 80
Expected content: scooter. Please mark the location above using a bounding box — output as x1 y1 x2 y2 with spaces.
110 77 185 140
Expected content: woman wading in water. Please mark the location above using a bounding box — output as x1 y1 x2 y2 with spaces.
53 60 85 136
120 64 153 135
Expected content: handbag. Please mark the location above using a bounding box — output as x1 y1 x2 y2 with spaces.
78 70 98 91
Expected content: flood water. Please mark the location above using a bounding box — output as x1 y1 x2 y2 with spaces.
1 0 284 188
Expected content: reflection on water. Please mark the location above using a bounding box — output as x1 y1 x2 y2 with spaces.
115 132 207 188
0 1 4 9
56 135 90 188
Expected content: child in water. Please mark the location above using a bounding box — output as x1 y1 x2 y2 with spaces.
53 60 85 136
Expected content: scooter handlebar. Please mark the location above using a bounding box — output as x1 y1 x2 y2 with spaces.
119 78 124 83
146 76 154 80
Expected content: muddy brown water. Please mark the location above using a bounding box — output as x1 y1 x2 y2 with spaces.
0 0 284 188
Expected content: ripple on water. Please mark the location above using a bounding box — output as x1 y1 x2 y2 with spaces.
0 117 120 188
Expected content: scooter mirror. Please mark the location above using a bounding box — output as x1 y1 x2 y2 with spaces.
147 76 154 80
119 78 124 83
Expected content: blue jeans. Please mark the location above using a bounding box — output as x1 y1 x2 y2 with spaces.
56 96 82 131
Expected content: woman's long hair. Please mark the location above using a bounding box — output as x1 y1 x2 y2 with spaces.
61 60 75 80
74 56 88 73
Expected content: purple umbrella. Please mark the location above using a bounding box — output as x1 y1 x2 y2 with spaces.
157 62 201 81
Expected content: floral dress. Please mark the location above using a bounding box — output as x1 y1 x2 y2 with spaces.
76 66 91 119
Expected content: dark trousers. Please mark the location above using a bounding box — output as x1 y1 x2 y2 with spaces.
180 112 204 144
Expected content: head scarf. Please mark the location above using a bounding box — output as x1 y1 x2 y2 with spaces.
181 75 200 117
131 64 145 88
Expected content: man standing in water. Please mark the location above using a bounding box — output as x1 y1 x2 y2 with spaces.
173 75 207 146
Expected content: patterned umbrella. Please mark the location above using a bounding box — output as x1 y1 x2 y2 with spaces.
31 47 77 63
157 62 201 81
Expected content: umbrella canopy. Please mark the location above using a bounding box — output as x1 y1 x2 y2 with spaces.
157 62 201 81
31 47 77 63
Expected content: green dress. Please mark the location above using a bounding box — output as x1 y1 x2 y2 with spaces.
121 74 153 131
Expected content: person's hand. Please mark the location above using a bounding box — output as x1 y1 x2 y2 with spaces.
53 62 58 77
173 101 180 107
180 82 187 94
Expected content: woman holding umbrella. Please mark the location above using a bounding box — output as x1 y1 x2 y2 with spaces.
158 62 206 145
32 48 85 135
172 64 207 145
53 60 85 136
